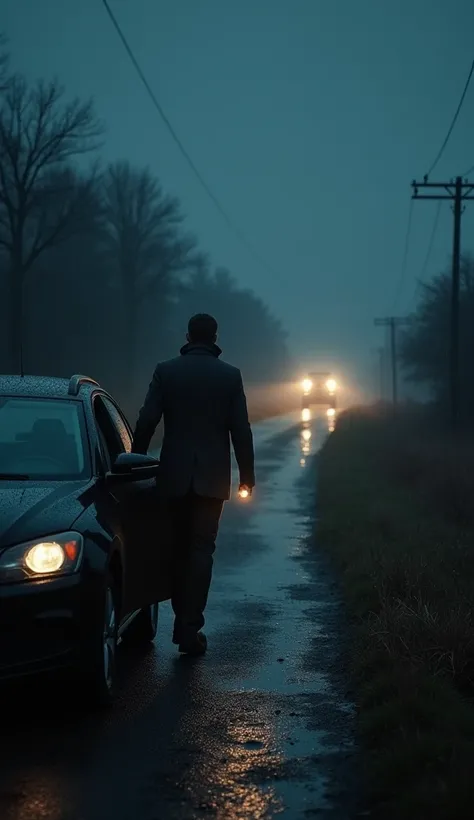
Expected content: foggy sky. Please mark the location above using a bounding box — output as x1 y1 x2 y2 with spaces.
3 0 474 395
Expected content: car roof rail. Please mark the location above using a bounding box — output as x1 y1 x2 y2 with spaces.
68 374 100 396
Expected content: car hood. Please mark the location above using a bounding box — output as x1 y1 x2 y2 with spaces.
0 480 94 549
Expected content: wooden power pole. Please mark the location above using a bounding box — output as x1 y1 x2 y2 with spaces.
412 176 474 429
378 347 385 400
374 317 411 404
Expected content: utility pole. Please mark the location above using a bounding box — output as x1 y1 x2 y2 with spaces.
374 317 411 404
412 176 474 429
377 347 385 400
371 347 385 400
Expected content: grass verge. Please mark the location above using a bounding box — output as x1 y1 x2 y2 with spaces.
317 406 474 819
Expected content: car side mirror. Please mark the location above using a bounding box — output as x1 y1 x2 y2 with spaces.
107 452 160 482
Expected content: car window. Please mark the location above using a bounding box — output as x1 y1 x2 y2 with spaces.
100 397 132 454
93 397 123 466
0 397 89 480
93 396 132 467
94 418 113 472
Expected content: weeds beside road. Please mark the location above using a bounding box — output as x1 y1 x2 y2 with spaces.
318 406 474 819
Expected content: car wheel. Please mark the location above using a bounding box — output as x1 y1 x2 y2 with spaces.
81 576 119 707
123 602 159 648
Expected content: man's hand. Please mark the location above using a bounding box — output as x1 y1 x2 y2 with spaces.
238 484 253 499
132 366 163 455
230 372 255 492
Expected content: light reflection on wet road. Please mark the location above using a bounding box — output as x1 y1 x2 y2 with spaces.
0 411 357 819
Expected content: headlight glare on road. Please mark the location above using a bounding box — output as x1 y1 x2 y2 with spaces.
0 532 83 584
327 408 336 418
302 428 311 441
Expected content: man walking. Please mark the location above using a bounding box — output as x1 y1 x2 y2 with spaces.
132 314 255 656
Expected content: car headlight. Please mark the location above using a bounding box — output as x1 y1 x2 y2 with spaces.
0 532 84 584
302 378 313 393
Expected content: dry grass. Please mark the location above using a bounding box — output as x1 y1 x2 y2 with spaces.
318 406 474 819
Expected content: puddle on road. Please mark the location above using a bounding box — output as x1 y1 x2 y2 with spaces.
207 417 355 817
215 449 331 697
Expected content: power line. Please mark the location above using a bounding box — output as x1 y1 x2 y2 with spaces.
101 0 282 278
392 198 414 311
425 57 474 179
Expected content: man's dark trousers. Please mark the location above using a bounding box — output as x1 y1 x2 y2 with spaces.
169 490 224 643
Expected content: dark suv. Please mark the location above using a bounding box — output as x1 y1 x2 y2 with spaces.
0 374 172 705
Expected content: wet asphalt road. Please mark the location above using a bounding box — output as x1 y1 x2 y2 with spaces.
0 413 357 820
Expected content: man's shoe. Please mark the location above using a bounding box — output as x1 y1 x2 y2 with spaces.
178 632 207 656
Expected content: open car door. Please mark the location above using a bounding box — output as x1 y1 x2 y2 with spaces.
122 481 175 610
93 393 175 614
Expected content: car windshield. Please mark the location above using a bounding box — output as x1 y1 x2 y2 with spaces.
0 397 90 480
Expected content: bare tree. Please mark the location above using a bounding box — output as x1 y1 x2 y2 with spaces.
0 75 102 371
102 161 195 390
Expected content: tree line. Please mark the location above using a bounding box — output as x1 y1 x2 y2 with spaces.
400 254 474 424
0 37 292 415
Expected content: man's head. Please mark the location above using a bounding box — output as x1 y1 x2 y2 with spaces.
187 314 218 346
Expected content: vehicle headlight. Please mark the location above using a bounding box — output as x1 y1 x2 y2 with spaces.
0 532 83 584
302 378 313 393
326 378 337 393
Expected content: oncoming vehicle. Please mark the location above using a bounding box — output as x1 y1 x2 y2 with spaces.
301 372 338 409
0 374 172 705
